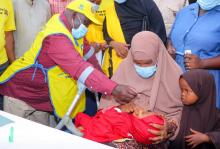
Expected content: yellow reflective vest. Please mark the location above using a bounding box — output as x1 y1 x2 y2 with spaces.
0 14 86 118
86 0 108 43
85 0 125 77
102 0 126 77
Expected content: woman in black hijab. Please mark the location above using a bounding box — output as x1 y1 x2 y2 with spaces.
169 69 220 149
103 0 166 45
102 0 166 77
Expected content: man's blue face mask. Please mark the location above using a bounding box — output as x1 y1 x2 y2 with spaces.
114 0 127 4
134 64 157 79
71 16 88 39
197 0 220 10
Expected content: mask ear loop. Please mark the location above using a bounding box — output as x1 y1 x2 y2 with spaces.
77 15 83 24
71 14 82 45
72 14 82 29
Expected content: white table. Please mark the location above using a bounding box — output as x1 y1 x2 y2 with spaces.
0 111 113 149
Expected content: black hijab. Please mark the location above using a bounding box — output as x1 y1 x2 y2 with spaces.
103 0 166 45
189 0 197 4
169 69 220 149
114 0 166 44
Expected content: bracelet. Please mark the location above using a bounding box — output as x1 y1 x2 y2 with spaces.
166 119 177 139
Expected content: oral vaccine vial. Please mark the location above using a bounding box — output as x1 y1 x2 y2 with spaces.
184 49 192 55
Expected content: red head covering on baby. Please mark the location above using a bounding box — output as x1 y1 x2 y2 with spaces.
130 114 164 144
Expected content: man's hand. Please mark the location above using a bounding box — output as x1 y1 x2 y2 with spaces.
110 41 130 58
184 54 203 70
185 128 210 148
112 85 137 104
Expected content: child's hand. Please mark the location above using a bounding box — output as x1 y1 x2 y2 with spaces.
185 128 210 148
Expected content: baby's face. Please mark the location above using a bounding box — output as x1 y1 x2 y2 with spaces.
119 103 153 118
132 108 152 119
179 77 198 105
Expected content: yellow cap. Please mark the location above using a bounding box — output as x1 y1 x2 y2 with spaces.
67 0 101 25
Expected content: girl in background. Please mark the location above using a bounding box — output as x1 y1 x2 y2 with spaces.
169 69 220 149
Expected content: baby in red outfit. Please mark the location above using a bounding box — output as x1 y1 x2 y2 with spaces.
75 103 164 144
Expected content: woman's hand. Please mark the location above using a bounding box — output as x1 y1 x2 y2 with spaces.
184 54 203 70
90 42 109 53
148 116 168 144
109 41 130 58
166 40 176 59
185 128 210 148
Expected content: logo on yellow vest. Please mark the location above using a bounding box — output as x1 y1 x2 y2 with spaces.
58 72 72 78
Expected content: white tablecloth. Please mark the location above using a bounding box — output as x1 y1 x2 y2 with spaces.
0 111 113 149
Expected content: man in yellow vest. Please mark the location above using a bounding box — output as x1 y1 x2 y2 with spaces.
0 0 137 126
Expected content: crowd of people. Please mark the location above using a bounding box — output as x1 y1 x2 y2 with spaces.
0 0 219 149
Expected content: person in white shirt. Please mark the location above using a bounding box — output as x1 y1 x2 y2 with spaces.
154 0 187 35
13 0 51 58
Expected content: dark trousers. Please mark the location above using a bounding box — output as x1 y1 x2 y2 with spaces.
0 61 9 110
0 95 3 110
84 89 99 116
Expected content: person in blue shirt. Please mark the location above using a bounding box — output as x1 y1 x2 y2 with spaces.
167 0 220 109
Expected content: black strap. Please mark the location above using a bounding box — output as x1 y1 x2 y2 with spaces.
108 47 113 78
140 0 150 31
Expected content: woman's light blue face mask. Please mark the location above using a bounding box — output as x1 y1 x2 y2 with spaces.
197 0 220 10
114 0 127 4
71 15 88 39
134 64 157 79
